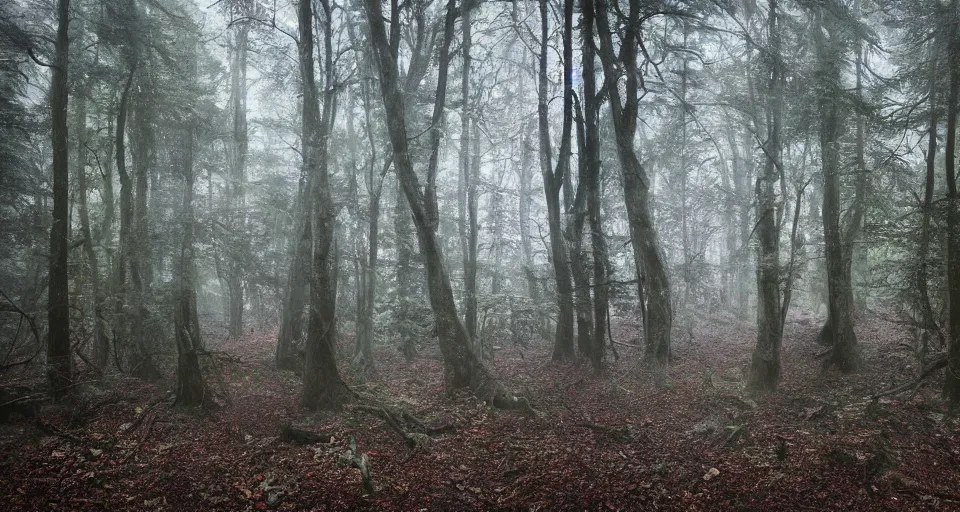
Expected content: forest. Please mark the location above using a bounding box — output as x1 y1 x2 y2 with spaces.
1 0 959 509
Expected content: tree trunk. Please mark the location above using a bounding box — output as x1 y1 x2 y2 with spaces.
748 0 784 393
75 84 109 373
226 24 249 339
593 0 672 375
458 6 479 341
299 0 351 410
816 6 860 372
849 14 870 316
518 118 539 303
354 75 389 371
112 66 135 375
361 0 517 406
98 115 115 261
569 94 593 358
276 172 311 370
47 0 72 396
581 1 606 371
943 4 960 407
538 0 575 361
916 40 944 349
131 82 155 291
174 124 208 407
124 64 160 381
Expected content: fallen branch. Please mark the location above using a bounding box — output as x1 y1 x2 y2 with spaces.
573 422 632 442
871 354 947 400
425 423 456 436
895 486 960 503
0 393 43 410
279 423 330 445
814 347 832 359
36 418 84 442
119 411 158 464
121 394 169 436
340 437 374 495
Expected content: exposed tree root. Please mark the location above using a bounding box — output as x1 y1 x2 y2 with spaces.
468 368 540 417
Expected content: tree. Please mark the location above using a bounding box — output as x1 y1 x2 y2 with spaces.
47 0 72 396
815 1 860 372
748 0 785 392
458 2 479 342
593 0 672 375
537 0 576 361
943 0 960 408
299 0 351 410
580 0 606 370
362 0 519 406
72 12 110 373
174 122 209 407
224 15 250 340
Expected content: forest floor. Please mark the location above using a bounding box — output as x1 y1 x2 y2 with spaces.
2 311 960 511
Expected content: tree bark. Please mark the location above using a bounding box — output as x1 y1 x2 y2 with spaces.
47 0 72 396
112 64 136 375
458 6 478 341
581 0 607 371
300 0 351 410
538 0 575 361
174 124 208 407
748 0 784 393
593 0 672 375
276 172 311 370
75 82 109 373
569 79 594 359
226 24 249 339
916 39 944 350
943 1 960 408
816 5 860 372
518 118 540 304
125 62 160 381
362 0 518 406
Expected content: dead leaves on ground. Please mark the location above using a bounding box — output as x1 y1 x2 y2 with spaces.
1 320 960 510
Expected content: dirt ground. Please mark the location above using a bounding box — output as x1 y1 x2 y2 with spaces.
2 312 959 511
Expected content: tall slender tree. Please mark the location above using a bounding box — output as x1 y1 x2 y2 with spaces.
593 0 673 375
47 0 72 395
943 0 960 408
300 0 351 410
815 2 860 372
362 0 520 406
537 0 576 361
748 0 785 392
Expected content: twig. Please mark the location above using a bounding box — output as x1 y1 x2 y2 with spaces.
0 287 43 348
0 394 43 410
